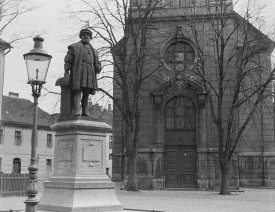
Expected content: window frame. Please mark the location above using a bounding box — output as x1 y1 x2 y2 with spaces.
109 135 113 149
47 134 53 148
0 129 3 144
14 131 22 146
46 159 52 171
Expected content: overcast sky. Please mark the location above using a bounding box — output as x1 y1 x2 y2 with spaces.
2 0 275 114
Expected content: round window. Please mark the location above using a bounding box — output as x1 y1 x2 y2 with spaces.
164 41 195 72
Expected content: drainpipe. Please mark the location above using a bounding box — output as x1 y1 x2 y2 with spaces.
0 39 12 125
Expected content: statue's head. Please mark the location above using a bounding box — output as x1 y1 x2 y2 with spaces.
79 28 93 43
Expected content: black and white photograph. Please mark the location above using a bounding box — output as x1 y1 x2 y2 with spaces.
0 0 275 211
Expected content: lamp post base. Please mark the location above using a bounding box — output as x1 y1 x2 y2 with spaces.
24 198 39 212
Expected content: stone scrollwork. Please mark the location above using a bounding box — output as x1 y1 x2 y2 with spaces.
81 139 103 169
56 139 74 170
151 91 164 108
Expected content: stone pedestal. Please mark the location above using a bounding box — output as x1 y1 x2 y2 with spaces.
38 119 123 212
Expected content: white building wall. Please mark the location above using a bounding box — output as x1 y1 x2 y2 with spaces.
0 125 55 187
0 122 112 189
0 51 5 122
105 133 113 178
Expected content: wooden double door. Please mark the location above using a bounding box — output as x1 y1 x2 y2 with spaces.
165 146 197 188
164 96 197 188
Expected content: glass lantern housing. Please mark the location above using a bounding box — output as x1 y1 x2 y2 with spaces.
23 36 52 84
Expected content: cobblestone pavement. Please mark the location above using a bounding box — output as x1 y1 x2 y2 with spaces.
0 188 274 212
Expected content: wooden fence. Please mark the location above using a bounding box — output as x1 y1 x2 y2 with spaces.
0 173 29 197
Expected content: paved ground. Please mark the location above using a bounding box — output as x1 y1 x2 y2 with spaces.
0 188 274 212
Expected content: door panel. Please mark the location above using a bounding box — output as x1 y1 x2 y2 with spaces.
166 149 179 188
179 148 197 188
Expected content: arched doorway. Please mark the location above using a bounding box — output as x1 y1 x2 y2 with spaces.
165 96 197 188
12 158 21 173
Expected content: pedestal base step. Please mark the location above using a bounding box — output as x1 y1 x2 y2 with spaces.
38 184 123 212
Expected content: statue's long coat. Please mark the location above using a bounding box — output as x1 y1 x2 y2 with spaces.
64 41 101 94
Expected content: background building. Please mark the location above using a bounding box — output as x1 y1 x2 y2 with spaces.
112 0 275 189
87 103 113 177
0 93 55 188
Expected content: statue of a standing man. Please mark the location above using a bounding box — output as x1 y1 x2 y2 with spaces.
64 28 101 116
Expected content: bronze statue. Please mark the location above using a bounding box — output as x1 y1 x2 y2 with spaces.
64 28 101 116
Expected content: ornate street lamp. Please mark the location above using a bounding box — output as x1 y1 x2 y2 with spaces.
23 36 52 212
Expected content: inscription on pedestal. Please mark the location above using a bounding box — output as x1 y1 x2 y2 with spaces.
81 139 103 169
56 139 74 170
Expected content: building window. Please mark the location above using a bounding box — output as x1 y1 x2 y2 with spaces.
164 41 195 72
109 154 112 160
12 158 21 173
15 131 22 145
0 157 2 172
106 168 110 178
272 80 275 103
0 129 3 144
109 135 113 149
46 159 52 171
47 134 53 148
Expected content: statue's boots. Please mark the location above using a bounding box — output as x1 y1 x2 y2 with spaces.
81 90 89 116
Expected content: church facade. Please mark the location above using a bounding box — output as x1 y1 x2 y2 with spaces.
112 0 275 189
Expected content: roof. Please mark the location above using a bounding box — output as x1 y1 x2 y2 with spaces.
0 38 11 51
1 95 52 128
87 104 113 126
233 11 275 51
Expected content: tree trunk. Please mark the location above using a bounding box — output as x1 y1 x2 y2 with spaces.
127 152 138 191
220 163 231 195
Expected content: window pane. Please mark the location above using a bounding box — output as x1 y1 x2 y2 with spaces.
166 107 174 118
13 158 21 173
166 117 174 129
0 129 3 144
15 131 22 145
175 117 184 129
46 159 52 171
185 107 196 129
175 106 184 117
47 134 52 148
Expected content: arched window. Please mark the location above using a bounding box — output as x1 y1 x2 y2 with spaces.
12 158 21 173
165 96 196 130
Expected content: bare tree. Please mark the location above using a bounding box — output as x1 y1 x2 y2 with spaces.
184 0 275 194
65 0 163 191
0 0 37 44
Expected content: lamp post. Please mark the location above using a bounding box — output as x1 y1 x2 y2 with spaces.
23 36 52 212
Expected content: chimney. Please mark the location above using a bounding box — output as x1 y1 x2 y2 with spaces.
9 92 19 98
